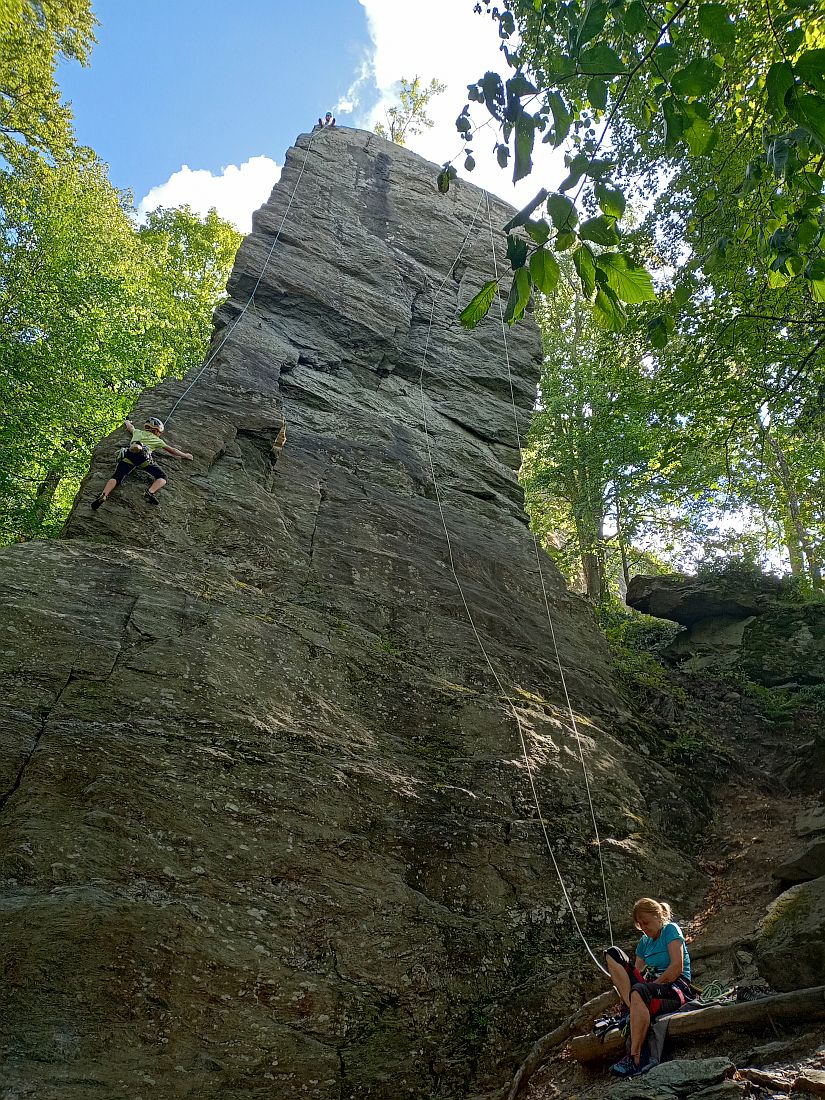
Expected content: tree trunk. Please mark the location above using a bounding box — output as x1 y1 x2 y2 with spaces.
32 468 62 527
766 433 822 587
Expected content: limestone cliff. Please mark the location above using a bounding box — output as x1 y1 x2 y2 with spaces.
0 129 706 1098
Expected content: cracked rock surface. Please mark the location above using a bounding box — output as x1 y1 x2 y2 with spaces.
0 128 707 1098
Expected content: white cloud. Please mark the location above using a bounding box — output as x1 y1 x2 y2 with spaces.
351 0 566 206
137 156 282 233
335 56 374 117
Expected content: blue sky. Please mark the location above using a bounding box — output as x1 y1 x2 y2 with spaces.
58 1 565 231
59 1 372 204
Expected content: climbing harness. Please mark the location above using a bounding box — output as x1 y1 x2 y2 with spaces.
417 190 609 977
163 127 321 425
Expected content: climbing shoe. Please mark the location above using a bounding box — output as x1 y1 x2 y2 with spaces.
610 1054 635 1077
91 494 106 511
611 1048 657 1078
145 492 159 506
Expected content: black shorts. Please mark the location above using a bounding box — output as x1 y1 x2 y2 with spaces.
605 946 689 1018
112 458 166 485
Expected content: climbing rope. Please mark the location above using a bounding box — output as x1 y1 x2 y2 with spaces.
417 191 608 977
164 127 320 425
483 191 615 948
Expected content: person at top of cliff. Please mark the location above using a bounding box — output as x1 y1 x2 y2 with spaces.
91 417 193 511
317 111 336 128
604 897 693 1078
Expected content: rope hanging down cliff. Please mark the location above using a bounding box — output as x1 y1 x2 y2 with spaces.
163 127 320 425
417 191 609 977
483 190 614 950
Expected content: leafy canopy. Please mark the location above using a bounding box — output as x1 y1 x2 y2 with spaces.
0 154 242 543
0 0 96 164
451 0 825 342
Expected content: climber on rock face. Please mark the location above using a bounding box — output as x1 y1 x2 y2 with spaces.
317 111 336 128
91 417 193 511
604 897 694 1079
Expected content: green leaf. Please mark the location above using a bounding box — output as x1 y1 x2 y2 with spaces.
437 167 456 194
648 314 674 348
623 1 649 35
558 153 589 193
529 248 561 295
579 44 625 75
797 217 820 249
580 214 620 246
546 192 578 232
663 97 684 148
506 234 529 270
786 90 825 146
697 4 736 45
506 72 537 100
547 91 572 148
503 189 550 233
596 253 656 302
578 0 608 45
683 103 718 155
573 246 597 298
513 113 536 183
587 77 608 111
593 286 627 330
503 266 532 324
459 280 498 329
655 44 680 72
671 58 721 97
555 231 577 251
525 218 551 245
766 61 795 117
594 181 626 218
795 49 825 93
497 144 510 168
464 154 476 171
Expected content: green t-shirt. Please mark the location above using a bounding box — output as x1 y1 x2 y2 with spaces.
129 428 168 453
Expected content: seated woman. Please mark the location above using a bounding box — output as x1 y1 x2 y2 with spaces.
604 897 693 1078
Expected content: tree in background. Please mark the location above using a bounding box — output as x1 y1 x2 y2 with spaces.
0 0 96 164
449 0 823 590
524 273 727 599
0 154 242 543
375 76 446 146
0 2 242 544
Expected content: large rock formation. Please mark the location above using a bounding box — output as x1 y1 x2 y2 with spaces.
0 129 706 1098
626 572 825 686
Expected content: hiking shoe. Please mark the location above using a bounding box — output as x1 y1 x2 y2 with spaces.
610 1054 636 1077
626 1051 658 1078
145 492 159 506
91 494 106 511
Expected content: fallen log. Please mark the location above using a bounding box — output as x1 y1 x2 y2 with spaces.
569 985 825 1064
505 989 620 1100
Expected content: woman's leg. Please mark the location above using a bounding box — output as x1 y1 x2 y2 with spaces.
629 989 651 1061
146 463 167 498
605 954 632 1008
100 476 118 500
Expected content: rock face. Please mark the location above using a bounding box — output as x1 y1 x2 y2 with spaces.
757 877 825 991
626 573 825 685
0 129 707 1098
